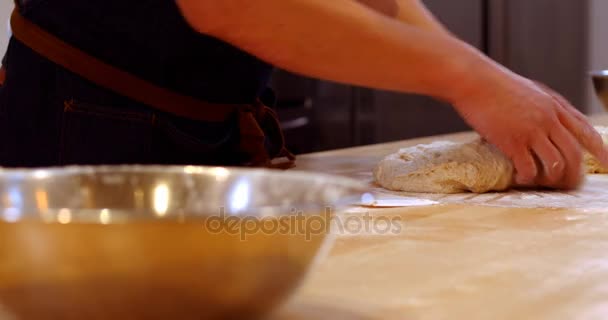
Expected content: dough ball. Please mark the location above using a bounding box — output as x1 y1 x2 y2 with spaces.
373 140 513 194
374 126 608 194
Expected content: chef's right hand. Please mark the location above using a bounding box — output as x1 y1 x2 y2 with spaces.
452 71 608 190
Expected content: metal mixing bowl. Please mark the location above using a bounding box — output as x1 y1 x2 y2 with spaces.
0 165 365 319
591 70 608 110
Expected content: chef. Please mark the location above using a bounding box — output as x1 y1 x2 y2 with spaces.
0 0 606 189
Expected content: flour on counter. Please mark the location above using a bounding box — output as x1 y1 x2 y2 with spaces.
370 175 608 209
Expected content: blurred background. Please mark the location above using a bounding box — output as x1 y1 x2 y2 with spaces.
1 0 607 154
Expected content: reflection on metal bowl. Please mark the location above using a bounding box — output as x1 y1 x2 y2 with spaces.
0 165 365 319
591 70 608 110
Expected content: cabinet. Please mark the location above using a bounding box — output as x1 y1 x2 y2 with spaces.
488 0 589 111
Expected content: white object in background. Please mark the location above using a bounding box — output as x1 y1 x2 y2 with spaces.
358 192 438 208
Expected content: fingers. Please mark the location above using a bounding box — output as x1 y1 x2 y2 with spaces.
556 107 608 166
530 136 565 187
536 82 608 166
516 128 583 190
511 146 538 186
549 125 584 189
512 82 584 189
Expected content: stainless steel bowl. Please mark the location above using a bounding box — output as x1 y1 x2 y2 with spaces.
591 70 608 110
0 165 365 319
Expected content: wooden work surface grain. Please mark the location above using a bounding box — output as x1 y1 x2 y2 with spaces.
273 113 608 320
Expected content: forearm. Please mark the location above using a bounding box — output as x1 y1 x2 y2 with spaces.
176 0 504 103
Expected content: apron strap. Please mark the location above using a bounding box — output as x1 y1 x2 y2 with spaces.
0 65 5 86
9 9 243 122
239 101 295 168
9 8 295 168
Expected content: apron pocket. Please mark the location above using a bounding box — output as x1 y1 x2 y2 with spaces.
60 99 154 165
152 114 241 165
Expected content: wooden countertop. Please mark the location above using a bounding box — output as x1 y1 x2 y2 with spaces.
273 113 608 320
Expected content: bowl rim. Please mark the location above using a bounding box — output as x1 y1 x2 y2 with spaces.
0 165 368 224
0 164 365 189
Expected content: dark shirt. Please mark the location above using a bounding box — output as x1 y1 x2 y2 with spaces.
0 1 275 167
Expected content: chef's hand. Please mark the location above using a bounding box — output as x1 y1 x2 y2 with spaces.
453 71 608 190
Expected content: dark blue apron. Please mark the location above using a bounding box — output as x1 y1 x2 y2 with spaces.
0 0 279 167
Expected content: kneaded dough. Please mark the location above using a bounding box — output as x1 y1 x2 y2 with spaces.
584 126 608 174
374 140 513 193
374 126 608 194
